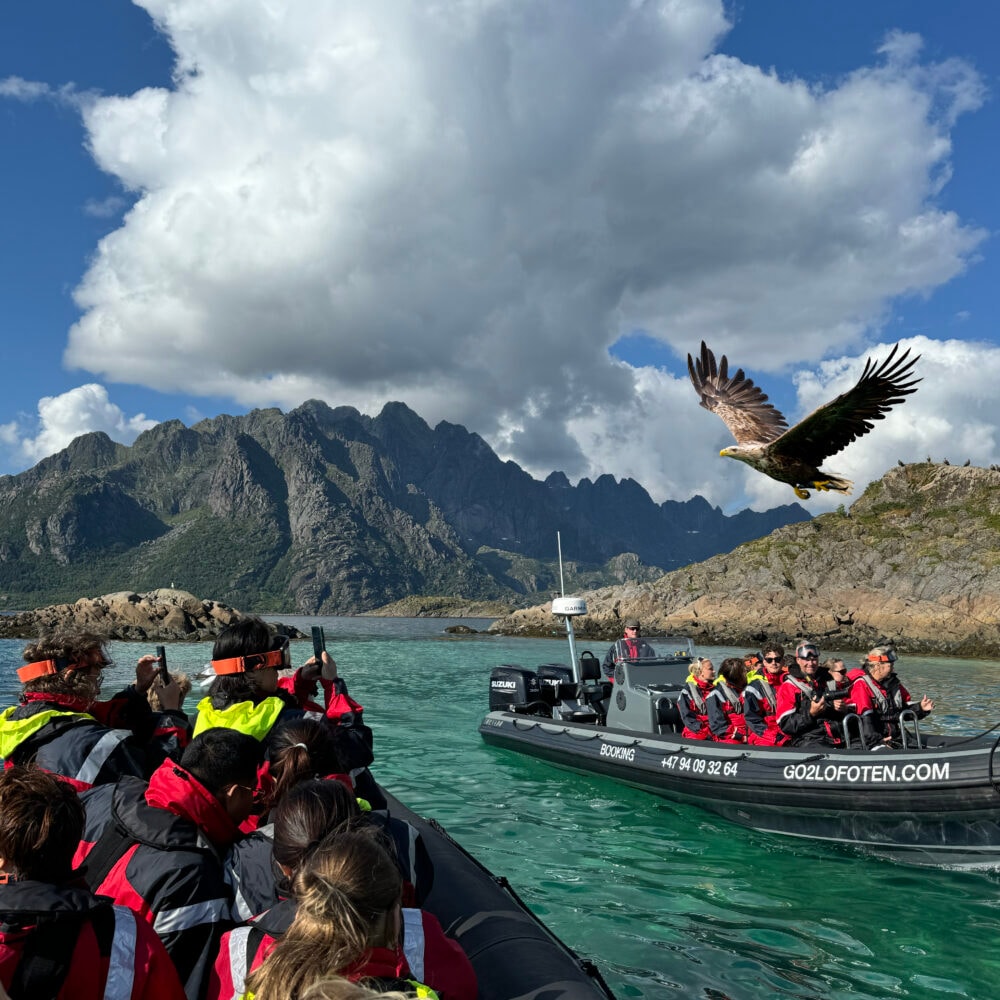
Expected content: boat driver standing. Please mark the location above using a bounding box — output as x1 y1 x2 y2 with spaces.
601 619 657 680
776 640 847 747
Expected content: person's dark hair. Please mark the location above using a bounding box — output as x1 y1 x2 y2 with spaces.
271 778 360 872
0 766 84 881
761 643 785 660
719 657 748 690
180 728 261 795
209 616 287 708
20 628 107 700
267 720 346 813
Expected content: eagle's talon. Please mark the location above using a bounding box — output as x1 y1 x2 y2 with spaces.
814 481 832 492
794 487 810 499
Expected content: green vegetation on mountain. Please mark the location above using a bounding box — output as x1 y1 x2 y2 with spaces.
0 400 807 614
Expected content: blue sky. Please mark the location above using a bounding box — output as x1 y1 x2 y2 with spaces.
1 1 998 513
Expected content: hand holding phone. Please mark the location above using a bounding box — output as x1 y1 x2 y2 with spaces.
311 627 326 661
156 645 170 686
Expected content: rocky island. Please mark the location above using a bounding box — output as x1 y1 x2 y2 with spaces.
0 588 302 642
489 463 1000 657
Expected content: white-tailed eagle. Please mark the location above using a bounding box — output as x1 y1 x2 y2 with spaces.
687 342 920 499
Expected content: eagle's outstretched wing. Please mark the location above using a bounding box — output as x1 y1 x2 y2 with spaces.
771 344 921 464
687 341 788 446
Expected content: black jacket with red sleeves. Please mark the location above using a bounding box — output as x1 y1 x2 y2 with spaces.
75 761 241 1000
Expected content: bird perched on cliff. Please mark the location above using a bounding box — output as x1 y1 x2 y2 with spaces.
687 342 920 499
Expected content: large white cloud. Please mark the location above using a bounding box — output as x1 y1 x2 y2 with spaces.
41 2 995 507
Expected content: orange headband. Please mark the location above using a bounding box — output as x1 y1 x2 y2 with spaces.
209 648 288 676
17 657 84 683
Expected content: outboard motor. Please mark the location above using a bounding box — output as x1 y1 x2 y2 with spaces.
489 665 543 712
537 663 576 704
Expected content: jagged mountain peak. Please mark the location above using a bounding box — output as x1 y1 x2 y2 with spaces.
0 402 808 613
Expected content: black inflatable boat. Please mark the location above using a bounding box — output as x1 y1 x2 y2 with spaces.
479 599 1000 868
382 791 616 1000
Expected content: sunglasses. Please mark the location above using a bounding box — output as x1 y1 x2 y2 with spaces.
798 652 819 660
763 656 782 663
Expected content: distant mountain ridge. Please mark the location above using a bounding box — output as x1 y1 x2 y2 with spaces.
0 400 808 613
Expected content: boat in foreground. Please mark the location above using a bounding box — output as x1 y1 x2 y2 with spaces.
479 599 1000 868
383 790 616 1000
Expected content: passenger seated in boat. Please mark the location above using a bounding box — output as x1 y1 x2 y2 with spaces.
776 641 847 747
744 644 787 746
0 765 187 1000
707 658 748 743
820 658 849 687
75 727 261 999
225 722 432 920
601 619 657 679
677 658 715 740
214 826 476 1000
846 647 934 748
0 627 186 789
195 618 382 810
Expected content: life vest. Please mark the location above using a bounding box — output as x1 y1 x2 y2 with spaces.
0 886 151 1000
682 679 709 713
0 707 132 791
858 674 905 715
712 680 744 714
746 676 778 714
192 696 287 740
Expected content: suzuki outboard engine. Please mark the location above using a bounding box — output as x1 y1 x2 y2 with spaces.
489 665 542 712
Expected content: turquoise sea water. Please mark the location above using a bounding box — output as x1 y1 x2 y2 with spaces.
3 617 1000 999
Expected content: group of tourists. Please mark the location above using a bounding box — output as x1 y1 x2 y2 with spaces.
681 640 935 748
0 620 477 1000
603 622 934 749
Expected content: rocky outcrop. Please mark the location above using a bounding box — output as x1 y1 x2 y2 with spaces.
0 588 302 642
489 464 1000 657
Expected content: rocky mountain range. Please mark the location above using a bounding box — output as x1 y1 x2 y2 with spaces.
491 462 1000 656
0 400 807 614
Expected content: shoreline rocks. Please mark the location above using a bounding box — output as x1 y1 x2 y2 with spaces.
0 588 303 642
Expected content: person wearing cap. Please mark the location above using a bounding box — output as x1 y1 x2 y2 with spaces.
0 628 186 789
601 620 657 680
846 647 934 748
744 644 788 745
775 641 847 747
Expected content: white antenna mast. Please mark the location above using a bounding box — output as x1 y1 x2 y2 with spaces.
551 531 585 683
